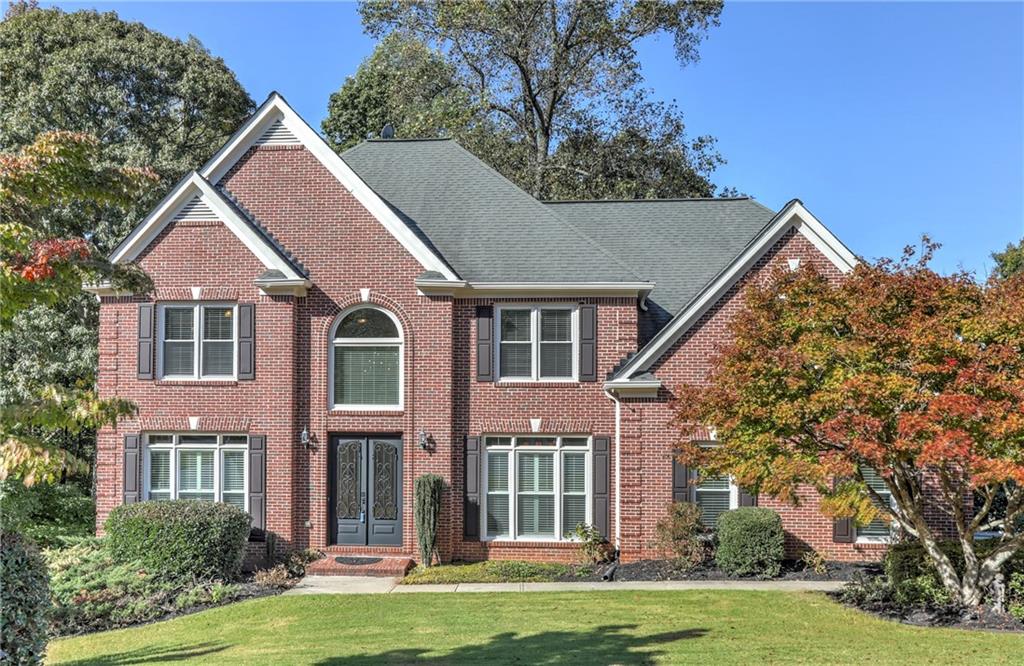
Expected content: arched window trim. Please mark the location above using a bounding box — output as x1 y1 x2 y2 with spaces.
328 305 404 411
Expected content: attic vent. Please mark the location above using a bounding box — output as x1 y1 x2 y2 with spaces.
255 119 300 146
173 196 216 222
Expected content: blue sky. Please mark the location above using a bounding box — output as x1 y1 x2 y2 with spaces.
35 1 1024 276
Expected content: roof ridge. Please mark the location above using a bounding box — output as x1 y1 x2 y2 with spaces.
544 196 754 204
433 140 649 283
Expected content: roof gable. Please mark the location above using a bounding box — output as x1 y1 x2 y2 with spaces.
109 172 305 281
198 92 459 281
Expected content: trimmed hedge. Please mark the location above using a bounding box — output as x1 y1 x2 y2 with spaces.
0 531 50 664
715 507 785 578
884 539 1024 586
105 500 251 581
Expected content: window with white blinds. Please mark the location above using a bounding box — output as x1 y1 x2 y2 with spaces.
496 305 577 381
483 435 591 541
695 475 736 529
158 304 237 379
857 467 896 542
144 434 247 509
331 307 403 409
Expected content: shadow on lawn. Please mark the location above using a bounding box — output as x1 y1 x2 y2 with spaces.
53 641 230 665
315 624 707 665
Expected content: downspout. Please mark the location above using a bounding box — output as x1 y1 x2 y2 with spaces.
604 389 622 553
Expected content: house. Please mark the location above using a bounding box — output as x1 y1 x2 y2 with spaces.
89 92 921 571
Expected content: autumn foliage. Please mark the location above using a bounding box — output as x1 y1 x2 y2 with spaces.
675 241 1024 606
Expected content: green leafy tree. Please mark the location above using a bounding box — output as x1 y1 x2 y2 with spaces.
992 239 1024 280
675 241 1024 607
0 4 253 482
1 131 152 485
337 0 726 199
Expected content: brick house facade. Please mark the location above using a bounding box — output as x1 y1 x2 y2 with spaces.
91 93 942 567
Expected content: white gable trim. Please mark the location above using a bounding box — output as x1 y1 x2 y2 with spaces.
109 172 303 281
199 93 460 282
618 200 857 379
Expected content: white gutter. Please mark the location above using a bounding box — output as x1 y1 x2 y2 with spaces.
604 389 623 552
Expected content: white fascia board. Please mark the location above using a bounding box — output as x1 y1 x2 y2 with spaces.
110 173 302 280
255 277 311 297
603 378 662 398
415 281 655 298
199 92 460 282
617 200 858 379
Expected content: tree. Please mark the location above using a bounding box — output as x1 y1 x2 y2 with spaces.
992 239 1024 281
674 241 1024 607
344 0 726 199
1 131 152 484
0 5 253 481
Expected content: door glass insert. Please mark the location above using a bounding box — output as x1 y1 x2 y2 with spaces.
337 440 362 520
372 440 398 520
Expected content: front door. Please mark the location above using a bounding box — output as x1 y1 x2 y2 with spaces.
331 436 402 546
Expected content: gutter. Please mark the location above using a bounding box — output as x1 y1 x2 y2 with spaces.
604 388 623 553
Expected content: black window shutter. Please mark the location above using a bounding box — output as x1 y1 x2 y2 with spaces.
237 303 255 380
672 457 691 502
739 489 758 507
834 517 854 543
248 435 266 537
137 304 154 379
475 306 494 382
593 435 611 540
123 434 141 504
578 304 597 382
464 436 481 539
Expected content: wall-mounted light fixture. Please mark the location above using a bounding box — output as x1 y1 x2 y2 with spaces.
418 429 430 450
300 425 312 450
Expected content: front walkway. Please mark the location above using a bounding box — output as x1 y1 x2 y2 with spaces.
285 575 846 595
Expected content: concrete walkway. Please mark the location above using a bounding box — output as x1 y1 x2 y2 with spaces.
285 576 846 596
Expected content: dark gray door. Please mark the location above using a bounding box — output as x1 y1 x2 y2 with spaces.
332 436 402 546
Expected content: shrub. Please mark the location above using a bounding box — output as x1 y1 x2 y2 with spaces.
1 531 50 664
253 564 294 590
652 502 710 571
46 539 247 636
0 480 95 549
569 523 611 565
285 548 322 578
715 507 785 578
1009 572 1024 621
884 539 1024 587
414 474 444 567
800 549 828 575
105 500 250 581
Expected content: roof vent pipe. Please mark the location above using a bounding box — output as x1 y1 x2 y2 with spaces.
381 123 395 140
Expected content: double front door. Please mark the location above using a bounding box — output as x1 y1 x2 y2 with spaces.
330 436 403 546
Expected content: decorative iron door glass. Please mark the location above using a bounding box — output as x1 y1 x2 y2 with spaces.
330 436 402 546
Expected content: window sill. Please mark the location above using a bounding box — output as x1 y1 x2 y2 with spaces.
155 379 239 386
328 408 405 417
494 380 582 388
854 537 892 546
479 538 580 547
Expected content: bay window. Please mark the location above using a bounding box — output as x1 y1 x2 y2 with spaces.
144 434 248 509
497 305 576 381
483 435 591 541
158 303 237 379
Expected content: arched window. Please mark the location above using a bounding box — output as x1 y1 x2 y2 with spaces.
330 306 403 409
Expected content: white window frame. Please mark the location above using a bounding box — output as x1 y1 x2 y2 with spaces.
143 433 248 510
495 304 578 382
481 435 592 542
856 467 897 544
156 303 238 380
694 474 739 528
328 305 404 411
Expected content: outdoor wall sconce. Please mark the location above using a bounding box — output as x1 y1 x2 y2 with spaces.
419 429 431 451
301 425 314 450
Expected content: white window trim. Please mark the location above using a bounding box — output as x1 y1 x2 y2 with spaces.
481 435 592 542
328 305 404 411
494 304 579 382
855 474 897 544
694 474 740 528
143 433 248 510
156 303 238 380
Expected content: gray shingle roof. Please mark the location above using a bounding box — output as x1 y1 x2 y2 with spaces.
545 198 775 342
340 139 645 284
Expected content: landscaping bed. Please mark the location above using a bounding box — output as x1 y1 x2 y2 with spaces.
567 558 879 583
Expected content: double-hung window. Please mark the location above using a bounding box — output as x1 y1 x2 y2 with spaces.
857 467 896 542
144 434 248 510
497 305 576 381
158 303 237 379
483 436 590 541
694 475 738 529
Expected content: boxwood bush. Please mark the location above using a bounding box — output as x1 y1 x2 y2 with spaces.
105 500 250 580
715 507 785 578
0 531 50 664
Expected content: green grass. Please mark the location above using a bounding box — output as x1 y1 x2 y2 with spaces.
400 560 576 584
48 591 1022 665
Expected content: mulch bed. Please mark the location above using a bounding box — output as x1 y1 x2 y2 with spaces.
831 593 1024 633
556 558 880 583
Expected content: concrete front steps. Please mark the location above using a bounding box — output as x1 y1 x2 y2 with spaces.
306 553 415 577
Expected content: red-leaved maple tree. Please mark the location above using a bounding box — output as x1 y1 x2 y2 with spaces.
674 241 1024 606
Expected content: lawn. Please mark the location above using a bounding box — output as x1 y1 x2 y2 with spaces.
400 560 577 584
48 591 1022 665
